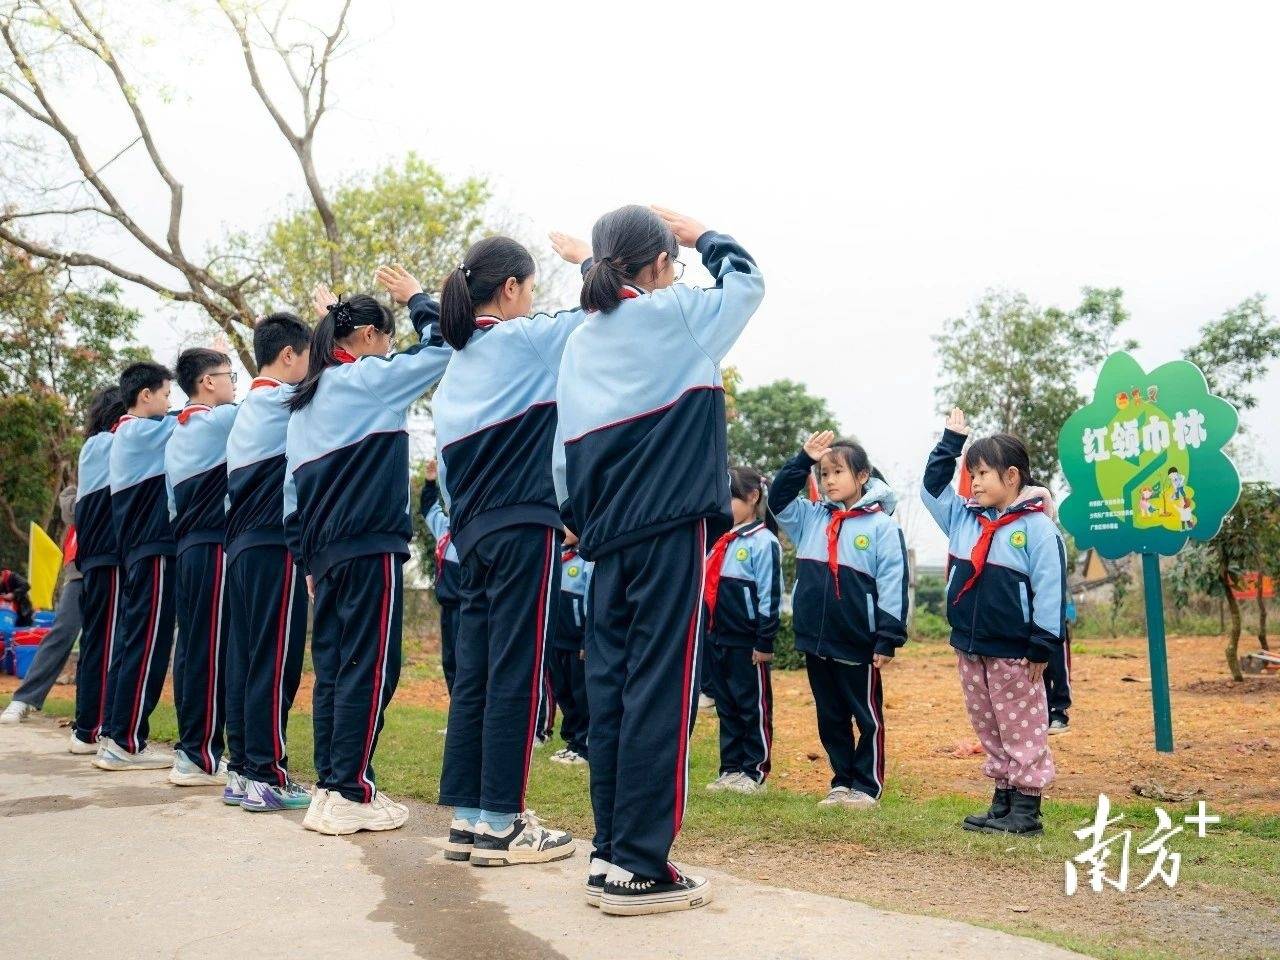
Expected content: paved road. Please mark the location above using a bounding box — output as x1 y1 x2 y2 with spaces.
0 718 1090 959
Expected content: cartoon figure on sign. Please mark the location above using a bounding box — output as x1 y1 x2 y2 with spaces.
1167 467 1187 503
1130 388 1142 407
1139 487 1155 517
1177 498 1195 531
1147 386 1159 404
1116 391 1130 409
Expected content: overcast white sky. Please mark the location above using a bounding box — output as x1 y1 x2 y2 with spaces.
6 1 1279 564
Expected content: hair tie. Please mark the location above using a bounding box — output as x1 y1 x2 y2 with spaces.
329 298 355 334
457 263 471 280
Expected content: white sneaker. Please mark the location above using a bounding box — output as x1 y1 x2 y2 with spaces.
706 772 740 792
840 790 879 809
724 774 767 795
550 748 588 766
168 749 228 786
819 786 852 806
313 790 408 835
302 787 331 831
0 700 34 724
92 738 173 770
599 864 713 916
68 731 99 754
584 857 612 907
469 809 574 866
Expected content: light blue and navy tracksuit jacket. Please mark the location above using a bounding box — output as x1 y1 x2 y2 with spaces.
703 520 782 654
110 413 179 569
165 403 238 556
75 432 119 575
226 378 295 564
420 478 460 606
921 428 1067 662
770 454 909 664
73 430 121 743
556 548 593 652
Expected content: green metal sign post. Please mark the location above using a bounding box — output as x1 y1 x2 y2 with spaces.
1058 352 1240 754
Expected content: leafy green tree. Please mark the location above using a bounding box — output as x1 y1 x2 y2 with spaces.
728 378 840 475
1184 295 1280 421
934 287 1131 484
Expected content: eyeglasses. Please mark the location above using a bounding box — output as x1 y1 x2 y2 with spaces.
208 371 239 385
672 259 686 282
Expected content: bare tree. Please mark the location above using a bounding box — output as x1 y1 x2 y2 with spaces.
0 0 353 372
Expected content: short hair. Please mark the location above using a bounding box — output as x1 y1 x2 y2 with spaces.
175 348 231 397
254 311 313 368
119 361 172 407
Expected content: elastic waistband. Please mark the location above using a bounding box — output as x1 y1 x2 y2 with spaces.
451 503 562 560
310 534 408 584
226 527 286 565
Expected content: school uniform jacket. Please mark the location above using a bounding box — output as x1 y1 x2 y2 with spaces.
420 478 460 605
284 327 452 582
921 428 1067 662
771 453 909 663
75 432 119 572
225 377 294 564
110 413 179 569
430 293 586 558
556 548 593 651
165 403 239 556
553 232 765 560
705 520 782 654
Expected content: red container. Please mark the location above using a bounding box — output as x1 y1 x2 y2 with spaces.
11 627 49 646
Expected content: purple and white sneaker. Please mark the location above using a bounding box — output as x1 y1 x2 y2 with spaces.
222 771 248 806
241 778 311 812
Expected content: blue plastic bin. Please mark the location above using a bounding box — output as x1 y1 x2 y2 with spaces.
14 643 38 679
33 610 55 628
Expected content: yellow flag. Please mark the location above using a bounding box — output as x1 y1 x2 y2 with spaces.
27 522 62 611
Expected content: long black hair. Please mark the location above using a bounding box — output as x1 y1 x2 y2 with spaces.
728 465 779 534
84 386 125 437
818 437 888 489
439 237 536 350
287 294 394 412
964 433 1040 490
581 205 678 314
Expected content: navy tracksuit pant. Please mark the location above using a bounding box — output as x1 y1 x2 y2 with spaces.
439 601 459 695
172 544 228 773
229 546 308 786
439 525 559 814
549 646 589 756
805 654 885 799
311 552 403 803
74 565 121 743
587 520 706 881
705 640 772 782
1044 631 1072 723
106 555 176 754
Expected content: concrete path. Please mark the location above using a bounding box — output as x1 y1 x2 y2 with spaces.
0 718 1090 960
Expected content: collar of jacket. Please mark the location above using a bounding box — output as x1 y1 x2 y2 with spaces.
176 403 212 425
250 376 283 390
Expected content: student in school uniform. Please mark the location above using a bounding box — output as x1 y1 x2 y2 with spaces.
392 234 585 867
224 312 313 812
94 362 180 771
703 467 781 795
770 432 909 809
1044 598 1074 733
921 408 1067 835
549 529 591 766
419 459 461 696
164 348 239 786
286 288 451 836
554 206 764 915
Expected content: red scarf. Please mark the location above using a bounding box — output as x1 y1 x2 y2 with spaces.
110 414 136 433
952 504 1044 603
826 505 881 598
176 403 211 425
434 531 452 571
562 548 578 565
618 286 640 300
333 347 357 364
250 376 282 391
702 523 761 628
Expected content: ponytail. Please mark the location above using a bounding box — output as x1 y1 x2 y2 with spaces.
729 465 778 534
287 294 393 412
580 205 678 314
439 236 535 350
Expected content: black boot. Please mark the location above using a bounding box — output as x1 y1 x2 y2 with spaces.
983 790 1043 835
962 787 1013 831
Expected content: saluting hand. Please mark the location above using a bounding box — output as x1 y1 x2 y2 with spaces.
803 429 836 461
651 206 709 248
946 407 970 436
311 282 337 320
375 264 424 305
549 231 591 265
424 458 438 482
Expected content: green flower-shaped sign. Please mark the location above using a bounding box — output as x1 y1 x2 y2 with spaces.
1058 352 1240 559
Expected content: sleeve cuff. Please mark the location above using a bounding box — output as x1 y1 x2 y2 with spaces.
940 428 968 454
874 639 900 658
754 638 776 654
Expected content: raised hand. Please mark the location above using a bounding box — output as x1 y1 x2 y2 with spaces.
946 407 970 436
311 282 337 320
424 458 438 482
651 206 709 248
549 231 591 265
803 429 836 461
375 264 424 305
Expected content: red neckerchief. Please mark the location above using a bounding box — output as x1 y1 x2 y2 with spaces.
333 348 357 364
562 548 578 565
952 503 1045 603
702 521 762 628
176 403 212 425
434 531 452 570
618 285 641 300
111 414 136 433
250 376 282 391
826 504 882 598
476 315 502 329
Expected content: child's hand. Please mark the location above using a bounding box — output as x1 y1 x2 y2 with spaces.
752 650 774 665
1020 658 1047 684
424 458 438 482
375 264 424 305
306 574 316 601
549 231 591 265
311 282 337 320
946 407 970 436
803 429 836 461
873 653 893 669
651 206 709 248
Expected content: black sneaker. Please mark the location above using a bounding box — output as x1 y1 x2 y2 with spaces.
983 791 1044 835
599 866 712 916
584 858 611 907
1048 717 1070 735
443 818 475 861
962 787 1013 832
470 810 575 866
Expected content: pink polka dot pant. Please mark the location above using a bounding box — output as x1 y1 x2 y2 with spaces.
956 652 1055 796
